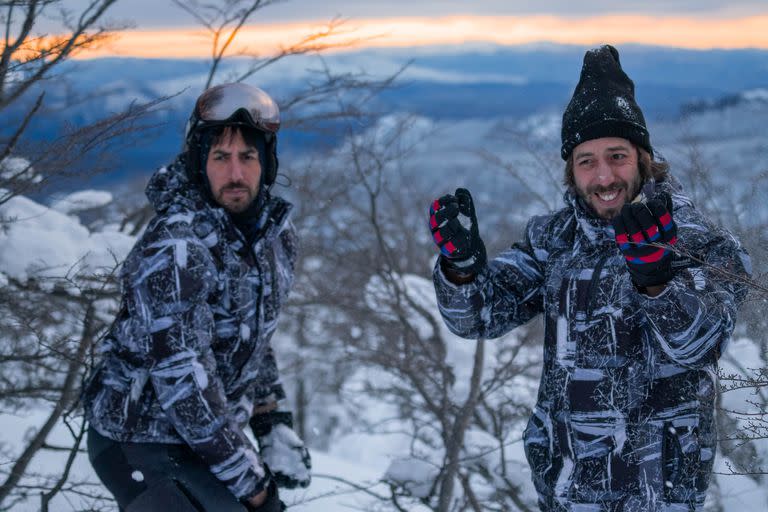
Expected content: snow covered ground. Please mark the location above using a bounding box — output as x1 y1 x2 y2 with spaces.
1 338 766 511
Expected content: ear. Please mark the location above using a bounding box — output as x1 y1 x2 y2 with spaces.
263 135 278 186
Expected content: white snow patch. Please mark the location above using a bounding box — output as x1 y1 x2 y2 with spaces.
50 190 113 213
0 156 41 183
742 88 768 102
0 194 135 283
384 457 439 499
303 256 323 272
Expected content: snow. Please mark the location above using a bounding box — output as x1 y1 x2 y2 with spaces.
0 156 41 183
50 190 114 213
0 193 134 284
741 88 768 102
283 451 390 511
364 272 438 340
384 457 439 499
615 96 633 116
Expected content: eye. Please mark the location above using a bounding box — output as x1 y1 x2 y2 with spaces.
577 158 592 167
611 153 627 161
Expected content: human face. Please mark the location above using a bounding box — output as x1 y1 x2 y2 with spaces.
206 128 262 213
572 137 642 220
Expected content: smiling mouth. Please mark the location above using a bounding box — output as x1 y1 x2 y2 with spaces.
595 190 620 202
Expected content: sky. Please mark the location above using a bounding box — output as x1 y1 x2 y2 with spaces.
29 0 768 58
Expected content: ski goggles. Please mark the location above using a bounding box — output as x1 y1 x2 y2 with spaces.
188 83 280 138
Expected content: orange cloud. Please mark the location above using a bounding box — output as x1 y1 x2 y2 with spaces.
76 14 768 59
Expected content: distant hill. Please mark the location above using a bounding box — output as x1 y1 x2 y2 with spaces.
681 88 768 115
3 43 767 191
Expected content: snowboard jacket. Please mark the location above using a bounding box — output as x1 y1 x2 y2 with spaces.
84 156 297 500
433 177 750 511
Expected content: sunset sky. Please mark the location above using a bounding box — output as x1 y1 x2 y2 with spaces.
46 1 768 58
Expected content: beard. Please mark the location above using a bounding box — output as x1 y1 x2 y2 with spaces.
576 173 643 220
214 182 258 213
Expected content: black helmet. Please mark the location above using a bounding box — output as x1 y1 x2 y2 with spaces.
184 82 280 185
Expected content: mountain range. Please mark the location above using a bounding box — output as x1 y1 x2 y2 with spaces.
4 43 768 191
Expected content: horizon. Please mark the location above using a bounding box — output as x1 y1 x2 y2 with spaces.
65 14 768 60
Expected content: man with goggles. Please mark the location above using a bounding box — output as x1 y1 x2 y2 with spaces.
83 83 309 511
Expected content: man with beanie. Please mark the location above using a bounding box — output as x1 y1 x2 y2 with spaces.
429 45 752 510
83 83 310 511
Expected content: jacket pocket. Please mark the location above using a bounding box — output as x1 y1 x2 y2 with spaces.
523 406 558 494
662 421 701 502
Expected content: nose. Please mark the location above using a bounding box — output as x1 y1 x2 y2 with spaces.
594 157 614 183
229 159 245 181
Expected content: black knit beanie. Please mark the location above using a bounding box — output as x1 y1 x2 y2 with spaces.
560 45 651 160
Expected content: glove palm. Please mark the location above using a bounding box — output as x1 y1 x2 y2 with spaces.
250 411 311 489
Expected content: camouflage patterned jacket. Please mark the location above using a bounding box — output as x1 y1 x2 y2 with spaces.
84 156 297 500
433 177 750 511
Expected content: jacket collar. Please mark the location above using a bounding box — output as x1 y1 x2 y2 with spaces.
563 188 616 247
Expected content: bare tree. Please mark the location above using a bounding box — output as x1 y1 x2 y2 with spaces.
170 0 365 91
0 259 122 509
0 0 167 206
667 128 768 486
0 2 165 509
276 109 543 510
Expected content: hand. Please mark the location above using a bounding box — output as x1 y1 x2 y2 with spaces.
244 480 285 512
428 188 487 275
250 411 311 489
612 192 678 289
247 489 268 508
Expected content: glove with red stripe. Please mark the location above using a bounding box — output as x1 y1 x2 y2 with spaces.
612 193 678 289
429 188 487 275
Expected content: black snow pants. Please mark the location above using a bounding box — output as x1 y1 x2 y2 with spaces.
87 427 279 512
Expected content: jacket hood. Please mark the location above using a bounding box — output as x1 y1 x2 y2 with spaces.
146 154 207 214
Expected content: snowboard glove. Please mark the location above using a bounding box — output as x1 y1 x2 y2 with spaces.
250 410 311 489
612 192 678 289
429 188 487 275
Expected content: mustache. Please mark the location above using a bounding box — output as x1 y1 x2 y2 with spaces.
221 182 249 191
588 182 626 194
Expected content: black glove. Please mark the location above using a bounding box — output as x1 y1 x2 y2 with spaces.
250 411 311 489
243 480 286 512
612 192 678 288
428 188 487 275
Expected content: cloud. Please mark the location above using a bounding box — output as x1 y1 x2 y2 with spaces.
37 0 768 31
70 14 768 59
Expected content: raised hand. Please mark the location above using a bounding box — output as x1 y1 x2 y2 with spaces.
612 193 678 289
428 188 487 275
